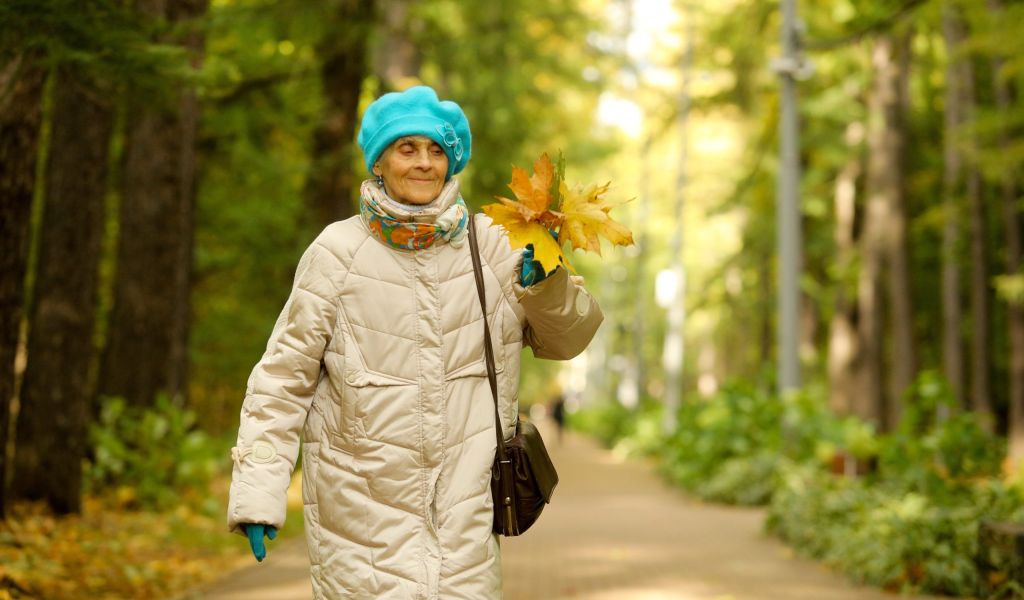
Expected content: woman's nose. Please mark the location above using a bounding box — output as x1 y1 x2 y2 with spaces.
414 150 432 169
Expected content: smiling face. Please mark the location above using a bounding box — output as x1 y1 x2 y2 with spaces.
373 136 449 205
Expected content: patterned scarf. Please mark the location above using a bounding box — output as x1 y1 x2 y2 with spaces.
359 179 470 250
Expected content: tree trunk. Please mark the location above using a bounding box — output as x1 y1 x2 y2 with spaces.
97 0 207 409
0 54 46 519
858 34 910 429
759 251 773 374
374 0 422 92
828 124 862 416
961 43 994 428
941 3 966 410
304 0 374 228
883 32 916 427
989 0 1024 458
11 66 113 514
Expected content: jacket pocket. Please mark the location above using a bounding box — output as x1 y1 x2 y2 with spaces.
443 353 504 381
328 367 416 454
321 350 351 453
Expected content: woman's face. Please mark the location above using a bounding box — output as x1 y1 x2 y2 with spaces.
374 136 449 205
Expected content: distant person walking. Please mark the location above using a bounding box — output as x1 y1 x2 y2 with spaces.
225 86 603 599
551 393 567 444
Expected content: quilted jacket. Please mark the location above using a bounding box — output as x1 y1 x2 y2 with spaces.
226 212 603 599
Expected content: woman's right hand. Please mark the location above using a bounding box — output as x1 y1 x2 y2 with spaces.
242 523 277 562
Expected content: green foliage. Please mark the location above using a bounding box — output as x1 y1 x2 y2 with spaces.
767 463 1024 596
995 273 1024 306
0 0 199 97
411 0 616 203
879 371 1005 492
658 384 779 504
656 383 851 505
85 395 229 511
762 373 1015 596
190 0 329 429
569 398 663 454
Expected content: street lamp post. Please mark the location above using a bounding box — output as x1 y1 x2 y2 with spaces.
661 5 693 434
770 0 810 394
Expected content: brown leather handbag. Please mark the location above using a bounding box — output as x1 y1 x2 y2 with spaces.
467 215 559 536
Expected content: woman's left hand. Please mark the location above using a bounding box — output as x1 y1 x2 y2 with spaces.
242 523 277 562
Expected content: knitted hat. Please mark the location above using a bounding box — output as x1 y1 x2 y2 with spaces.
358 86 472 180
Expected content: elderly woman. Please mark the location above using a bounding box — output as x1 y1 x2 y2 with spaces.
227 86 602 599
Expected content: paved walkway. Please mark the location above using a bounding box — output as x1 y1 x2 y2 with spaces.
197 422 941 599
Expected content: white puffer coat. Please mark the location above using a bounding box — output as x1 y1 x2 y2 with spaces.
226 212 603 599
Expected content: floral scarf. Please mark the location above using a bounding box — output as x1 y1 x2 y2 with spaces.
359 179 470 250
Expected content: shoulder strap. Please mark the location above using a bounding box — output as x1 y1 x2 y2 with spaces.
467 214 508 461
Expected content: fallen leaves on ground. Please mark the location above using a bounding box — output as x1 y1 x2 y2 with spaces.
0 477 246 600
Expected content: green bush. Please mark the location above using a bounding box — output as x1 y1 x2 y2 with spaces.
656 383 842 505
85 395 229 510
879 372 1004 493
568 398 664 454
766 372 1019 597
767 461 1024 596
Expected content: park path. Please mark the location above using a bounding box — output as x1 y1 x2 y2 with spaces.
195 421 942 600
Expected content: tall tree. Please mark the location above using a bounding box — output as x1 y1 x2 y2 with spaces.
11 65 113 514
858 33 909 428
304 0 374 228
375 0 422 91
828 123 863 416
97 0 208 409
988 0 1024 456
882 31 917 425
854 29 916 429
941 2 966 409
0 53 46 519
959 21 994 428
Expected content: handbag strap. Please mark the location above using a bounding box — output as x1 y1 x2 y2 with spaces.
466 214 509 464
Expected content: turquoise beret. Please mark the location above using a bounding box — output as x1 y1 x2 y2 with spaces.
357 86 472 180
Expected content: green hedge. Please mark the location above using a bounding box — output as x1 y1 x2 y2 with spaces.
767 462 1024 595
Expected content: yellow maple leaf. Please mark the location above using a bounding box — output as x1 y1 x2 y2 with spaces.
559 181 634 255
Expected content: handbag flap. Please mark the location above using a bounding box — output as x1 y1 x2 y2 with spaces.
508 420 559 502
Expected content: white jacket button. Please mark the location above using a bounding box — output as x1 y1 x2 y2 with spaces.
575 292 590 316
251 440 278 463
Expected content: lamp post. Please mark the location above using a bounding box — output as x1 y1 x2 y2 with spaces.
769 0 810 393
661 4 693 434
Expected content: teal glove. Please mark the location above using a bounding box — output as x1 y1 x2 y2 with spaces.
242 523 277 562
520 230 561 287
520 244 551 287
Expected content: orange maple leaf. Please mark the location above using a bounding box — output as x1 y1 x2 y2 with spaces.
483 153 571 273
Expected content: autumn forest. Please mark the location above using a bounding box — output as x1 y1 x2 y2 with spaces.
3 0 1024 597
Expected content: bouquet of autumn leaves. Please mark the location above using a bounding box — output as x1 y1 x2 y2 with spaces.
482 153 634 275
